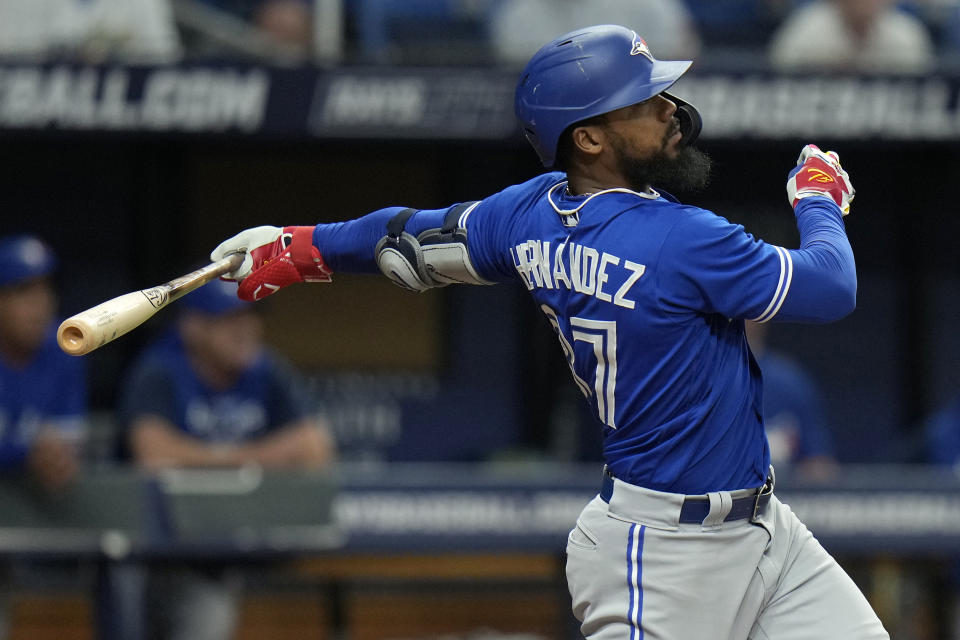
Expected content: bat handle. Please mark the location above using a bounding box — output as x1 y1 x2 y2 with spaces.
167 252 246 301
215 252 245 276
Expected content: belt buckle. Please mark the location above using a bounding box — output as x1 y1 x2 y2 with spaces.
752 478 773 521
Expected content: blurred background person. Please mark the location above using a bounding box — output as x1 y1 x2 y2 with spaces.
118 278 334 640
924 393 960 471
188 0 314 60
769 0 935 73
682 0 795 57
0 234 87 492
745 320 839 481
0 0 181 62
0 234 87 640
922 392 960 639
488 0 700 67
252 0 312 54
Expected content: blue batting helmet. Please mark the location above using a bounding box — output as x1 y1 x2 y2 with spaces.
515 24 701 167
0 234 57 288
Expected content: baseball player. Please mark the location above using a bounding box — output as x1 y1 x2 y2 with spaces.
0 234 87 640
210 25 887 639
118 278 334 640
0 234 86 491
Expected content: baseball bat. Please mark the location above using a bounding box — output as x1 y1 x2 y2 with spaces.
57 253 245 356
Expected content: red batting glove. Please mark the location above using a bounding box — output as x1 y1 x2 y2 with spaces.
210 225 332 301
786 144 855 215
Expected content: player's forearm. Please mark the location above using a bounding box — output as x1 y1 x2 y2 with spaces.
235 420 335 468
312 206 454 275
312 207 409 273
130 418 250 468
27 430 81 491
795 197 855 270
778 197 857 322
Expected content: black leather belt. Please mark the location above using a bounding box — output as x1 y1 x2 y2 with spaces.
599 469 773 523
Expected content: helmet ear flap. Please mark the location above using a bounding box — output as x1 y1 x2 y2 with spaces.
663 92 702 147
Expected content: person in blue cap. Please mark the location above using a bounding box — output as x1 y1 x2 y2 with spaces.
0 234 87 490
118 277 334 640
0 233 87 640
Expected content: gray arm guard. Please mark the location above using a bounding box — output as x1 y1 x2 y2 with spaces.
375 202 494 292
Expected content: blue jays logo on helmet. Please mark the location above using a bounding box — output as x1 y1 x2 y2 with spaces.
630 33 654 61
514 24 696 167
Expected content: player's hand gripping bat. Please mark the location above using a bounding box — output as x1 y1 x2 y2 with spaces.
56 253 245 356
210 226 332 301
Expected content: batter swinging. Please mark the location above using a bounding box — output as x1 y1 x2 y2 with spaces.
211 25 888 640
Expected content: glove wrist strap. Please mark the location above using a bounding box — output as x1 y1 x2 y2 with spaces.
288 225 332 282
288 226 313 267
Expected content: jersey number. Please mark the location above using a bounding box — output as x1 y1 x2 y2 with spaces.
540 305 618 429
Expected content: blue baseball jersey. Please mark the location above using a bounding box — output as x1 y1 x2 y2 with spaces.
119 331 310 444
313 171 856 494
0 324 87 468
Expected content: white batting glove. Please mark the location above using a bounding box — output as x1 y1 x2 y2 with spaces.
786 144 855 215
211 226 285 280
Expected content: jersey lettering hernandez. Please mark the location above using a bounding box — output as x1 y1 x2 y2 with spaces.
119 332 308 444
0 325 87 467
313 171 855 494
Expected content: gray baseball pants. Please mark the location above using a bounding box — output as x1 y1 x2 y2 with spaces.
566 475 889 639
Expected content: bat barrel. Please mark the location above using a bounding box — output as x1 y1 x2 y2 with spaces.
56 253 245 357
56 290 161 357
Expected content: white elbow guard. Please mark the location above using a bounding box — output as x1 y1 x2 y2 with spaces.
375 203 493 292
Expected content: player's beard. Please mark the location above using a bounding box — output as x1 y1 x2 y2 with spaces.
610 128 712 194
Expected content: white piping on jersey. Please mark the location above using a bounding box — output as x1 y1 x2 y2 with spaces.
751 245 794 323
458 201 481 228
547 181 660 217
